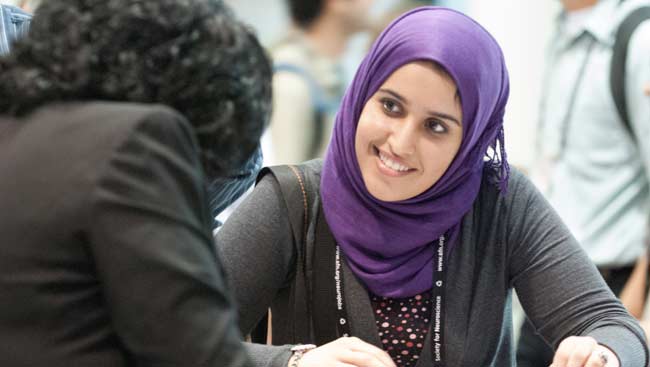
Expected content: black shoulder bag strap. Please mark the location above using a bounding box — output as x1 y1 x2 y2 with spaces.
609 4 650 142
250 165 312 344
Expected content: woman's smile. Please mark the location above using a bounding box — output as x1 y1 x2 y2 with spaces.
374 146 416 177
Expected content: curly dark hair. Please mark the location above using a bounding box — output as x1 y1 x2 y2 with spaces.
0 0 272 177
287 0 325 28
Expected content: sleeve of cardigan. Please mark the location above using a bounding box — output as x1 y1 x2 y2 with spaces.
507 171 649 367
87 106 252 367
216 174 297 367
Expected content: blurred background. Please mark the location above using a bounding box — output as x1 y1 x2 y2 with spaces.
223 0 559 172
1 0 559 182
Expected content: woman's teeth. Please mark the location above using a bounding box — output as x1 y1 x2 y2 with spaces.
379 151 410 172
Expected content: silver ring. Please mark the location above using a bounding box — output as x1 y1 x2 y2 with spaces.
598 350 609 365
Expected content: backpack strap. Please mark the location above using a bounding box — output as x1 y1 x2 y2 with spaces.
609 5 650 142
251 165 313 344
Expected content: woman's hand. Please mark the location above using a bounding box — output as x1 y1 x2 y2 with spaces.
291 336 396 367
550 336 620 367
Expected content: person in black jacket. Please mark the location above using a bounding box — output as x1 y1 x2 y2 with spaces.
0 0 271 366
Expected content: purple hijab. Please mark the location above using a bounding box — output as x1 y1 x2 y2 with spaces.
320 7 510 298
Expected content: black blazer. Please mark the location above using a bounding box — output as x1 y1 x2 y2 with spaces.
0 102 251 367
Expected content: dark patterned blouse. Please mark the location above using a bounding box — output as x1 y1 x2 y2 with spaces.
370 290 434 367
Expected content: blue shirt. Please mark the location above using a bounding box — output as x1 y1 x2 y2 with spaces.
535 0 650 267
0 5 31 55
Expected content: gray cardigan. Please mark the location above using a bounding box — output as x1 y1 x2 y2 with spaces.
217 160 648 367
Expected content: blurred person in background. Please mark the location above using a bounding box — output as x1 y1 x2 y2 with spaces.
17 0 39 13
367 0 439 43
0 0 272 366
268 0 374 165
520 0 650 365
0 1 31 55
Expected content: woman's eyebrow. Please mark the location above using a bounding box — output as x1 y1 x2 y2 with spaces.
378 88 461 126
379 88 407 104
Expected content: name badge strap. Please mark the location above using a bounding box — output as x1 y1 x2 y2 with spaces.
431 235 446 367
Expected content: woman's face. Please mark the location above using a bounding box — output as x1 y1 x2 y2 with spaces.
355 61 463 202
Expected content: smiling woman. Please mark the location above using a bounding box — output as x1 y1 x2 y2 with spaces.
216 6 648 367
355 61 462 201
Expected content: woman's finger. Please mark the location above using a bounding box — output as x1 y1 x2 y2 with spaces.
551 336 574 367
331 363 357 367
565 337 596 367
584 349 609 367
344 336 396 367
339 350 395 367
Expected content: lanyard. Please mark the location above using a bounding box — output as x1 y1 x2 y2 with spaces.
334 246 352 338
431 235 447 367
333 235 447 366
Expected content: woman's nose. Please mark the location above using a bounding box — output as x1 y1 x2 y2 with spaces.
389 119 417 157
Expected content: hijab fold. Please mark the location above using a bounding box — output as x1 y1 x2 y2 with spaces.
320 7 511 298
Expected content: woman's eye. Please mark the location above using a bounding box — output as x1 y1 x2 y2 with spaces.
381 99 401 115
426 120 447 134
